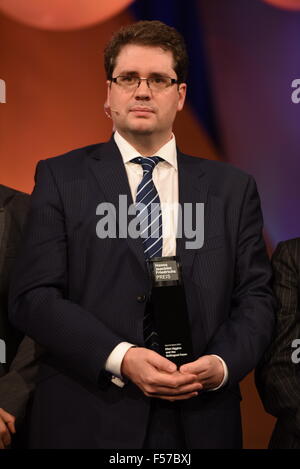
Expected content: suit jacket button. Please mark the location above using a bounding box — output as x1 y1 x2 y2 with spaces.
137 295 146 303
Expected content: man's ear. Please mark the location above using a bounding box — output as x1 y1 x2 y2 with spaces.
104 82 112 118
104 99 112 119
177 83 187 112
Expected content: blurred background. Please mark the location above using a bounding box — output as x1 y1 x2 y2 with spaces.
1 0 300 448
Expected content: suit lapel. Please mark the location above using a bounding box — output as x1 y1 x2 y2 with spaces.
88 139 147 274
176 151 209 273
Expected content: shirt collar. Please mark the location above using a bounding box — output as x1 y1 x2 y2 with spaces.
114 130 178 171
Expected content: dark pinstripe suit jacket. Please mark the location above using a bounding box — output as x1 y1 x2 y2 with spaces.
0 185 40 423
256 238 300 449
9 139 275 448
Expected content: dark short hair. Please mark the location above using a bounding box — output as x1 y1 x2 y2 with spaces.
104 20 188 84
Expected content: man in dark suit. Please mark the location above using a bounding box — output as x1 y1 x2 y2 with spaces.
9 20 275 449
256 238 300 449
0 185 39 449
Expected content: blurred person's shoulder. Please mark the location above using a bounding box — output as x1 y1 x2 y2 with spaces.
273 237 300 262
0 184 29 213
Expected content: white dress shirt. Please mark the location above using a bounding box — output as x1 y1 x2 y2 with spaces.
104 131 228 390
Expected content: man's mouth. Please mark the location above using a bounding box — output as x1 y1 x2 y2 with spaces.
130 107 155 113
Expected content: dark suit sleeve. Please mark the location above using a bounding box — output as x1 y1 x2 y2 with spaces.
255 240 300 438
0 189 40 422
205 176 275 385
9 160 123 385
0 336 41 423
0 189 30 367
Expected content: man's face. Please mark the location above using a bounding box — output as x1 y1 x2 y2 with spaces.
106 44 186 139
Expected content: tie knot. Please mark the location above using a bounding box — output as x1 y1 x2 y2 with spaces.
131 156 163 174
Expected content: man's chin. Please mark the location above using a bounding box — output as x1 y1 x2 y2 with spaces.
127 125 154 136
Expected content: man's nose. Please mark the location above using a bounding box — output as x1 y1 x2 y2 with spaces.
134 79 151 99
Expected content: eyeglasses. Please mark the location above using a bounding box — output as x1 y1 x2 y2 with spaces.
111 75 178 91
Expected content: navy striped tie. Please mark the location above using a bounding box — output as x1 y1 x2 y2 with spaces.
131 156 163 351
132 156 163 259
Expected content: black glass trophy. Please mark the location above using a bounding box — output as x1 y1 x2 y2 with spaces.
146 256 194 366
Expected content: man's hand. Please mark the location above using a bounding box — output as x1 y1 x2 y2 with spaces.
180 355 225 390
0 408 16 449
121 347 203 401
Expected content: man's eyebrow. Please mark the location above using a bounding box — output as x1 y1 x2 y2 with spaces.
117 70 169 77
117 70 139 76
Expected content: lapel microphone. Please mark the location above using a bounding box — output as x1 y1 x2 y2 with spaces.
104 107 120 118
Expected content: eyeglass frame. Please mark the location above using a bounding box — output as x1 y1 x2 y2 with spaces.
110 75 179 91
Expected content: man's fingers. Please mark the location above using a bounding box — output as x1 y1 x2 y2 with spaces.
0 409 16 437
141 350 200 390
121 347 176 382
2 432 11 448
144 381 203 396
145 368 199 390
145 391 199 401
180 355 223 376
0 408 14 421
7 421 16 435
0 409 16 425
148 351 177 373
121 347 201 398
0 411 15 448
0 420 11 449
180 357 208 375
